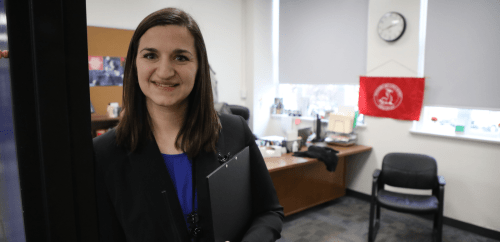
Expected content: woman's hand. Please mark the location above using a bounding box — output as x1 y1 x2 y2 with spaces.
1 50 9 58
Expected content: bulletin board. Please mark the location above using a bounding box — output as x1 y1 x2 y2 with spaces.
87 26 134 115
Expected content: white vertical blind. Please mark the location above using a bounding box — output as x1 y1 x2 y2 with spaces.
424 0 500 110
279 0 369 85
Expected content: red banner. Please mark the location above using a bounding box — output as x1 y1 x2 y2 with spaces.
358 76 425 121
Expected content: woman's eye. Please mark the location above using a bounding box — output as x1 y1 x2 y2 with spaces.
175 55 189 62
143 53 156 59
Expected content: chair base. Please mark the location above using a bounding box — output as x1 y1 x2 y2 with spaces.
432 229 442 242
368 219 379 242
369 222 441 242
368 209 442 242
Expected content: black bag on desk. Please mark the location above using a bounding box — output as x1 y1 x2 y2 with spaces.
293 146 340 172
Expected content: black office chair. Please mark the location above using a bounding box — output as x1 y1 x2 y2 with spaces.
228 104 259 140
228 105 250 124
215 103 257 140
369 153 446 242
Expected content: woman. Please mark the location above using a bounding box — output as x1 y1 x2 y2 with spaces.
93 8 284 242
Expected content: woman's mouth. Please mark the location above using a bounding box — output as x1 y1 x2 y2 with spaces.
152 81 179 90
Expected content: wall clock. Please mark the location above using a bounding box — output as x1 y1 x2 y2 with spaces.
377 12 406 42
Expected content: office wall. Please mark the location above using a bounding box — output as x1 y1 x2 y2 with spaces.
86 0 277 133
348 0 500 232
244 0 275 137
86 0 246 107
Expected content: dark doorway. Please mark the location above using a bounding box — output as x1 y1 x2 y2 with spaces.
4 0 98 241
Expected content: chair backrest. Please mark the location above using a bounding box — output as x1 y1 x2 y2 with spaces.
214 102 233 115
381 153 438 190
228 105 250 123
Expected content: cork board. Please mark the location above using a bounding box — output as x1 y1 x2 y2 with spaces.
87 26 134 115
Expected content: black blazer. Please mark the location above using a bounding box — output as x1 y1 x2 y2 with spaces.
93 113 284 242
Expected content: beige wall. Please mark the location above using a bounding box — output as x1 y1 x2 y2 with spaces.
244 0 276 137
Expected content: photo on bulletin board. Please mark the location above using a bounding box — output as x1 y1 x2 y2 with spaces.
88 56 125 86
91 100 95 113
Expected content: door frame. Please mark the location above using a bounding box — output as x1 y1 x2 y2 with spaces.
5 0 98 241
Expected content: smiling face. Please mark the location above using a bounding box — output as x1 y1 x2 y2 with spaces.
136 25 198 113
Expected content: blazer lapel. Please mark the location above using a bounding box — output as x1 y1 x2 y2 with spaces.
128 137 191 241
125 123 226 242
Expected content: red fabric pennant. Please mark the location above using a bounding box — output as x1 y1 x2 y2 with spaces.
358 76 425 121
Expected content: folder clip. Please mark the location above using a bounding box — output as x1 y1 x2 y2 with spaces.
217 151 231 164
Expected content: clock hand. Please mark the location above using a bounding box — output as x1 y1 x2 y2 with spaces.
382 20 401 30
383 24 396 30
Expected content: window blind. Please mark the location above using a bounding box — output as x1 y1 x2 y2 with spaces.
279 0 368 85
424 0 500 110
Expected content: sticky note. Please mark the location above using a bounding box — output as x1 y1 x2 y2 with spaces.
455 125 465 132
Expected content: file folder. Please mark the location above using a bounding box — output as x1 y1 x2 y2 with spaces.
206 146 251 242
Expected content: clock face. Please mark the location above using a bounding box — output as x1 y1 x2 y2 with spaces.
377 12 406 42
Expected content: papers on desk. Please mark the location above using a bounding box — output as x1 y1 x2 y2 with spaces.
327 107 358 134
325 107 358 146
328 114 354 134
258 145 285 158
257 136 286 157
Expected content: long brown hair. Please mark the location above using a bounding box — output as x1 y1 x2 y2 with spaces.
115 8 221 159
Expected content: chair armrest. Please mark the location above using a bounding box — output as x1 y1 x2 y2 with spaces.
373 169 381 179
438 175 446 186
432 176 446 198
438 176 445 211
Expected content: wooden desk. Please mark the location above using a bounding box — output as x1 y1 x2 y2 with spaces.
265 144 372 216
90 114 120 138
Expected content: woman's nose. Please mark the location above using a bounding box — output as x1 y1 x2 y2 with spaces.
156 58 175 79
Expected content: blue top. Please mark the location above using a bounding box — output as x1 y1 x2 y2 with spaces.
161 153 198 230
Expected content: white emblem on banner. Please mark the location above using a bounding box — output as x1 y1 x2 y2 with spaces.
373 83 403 111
